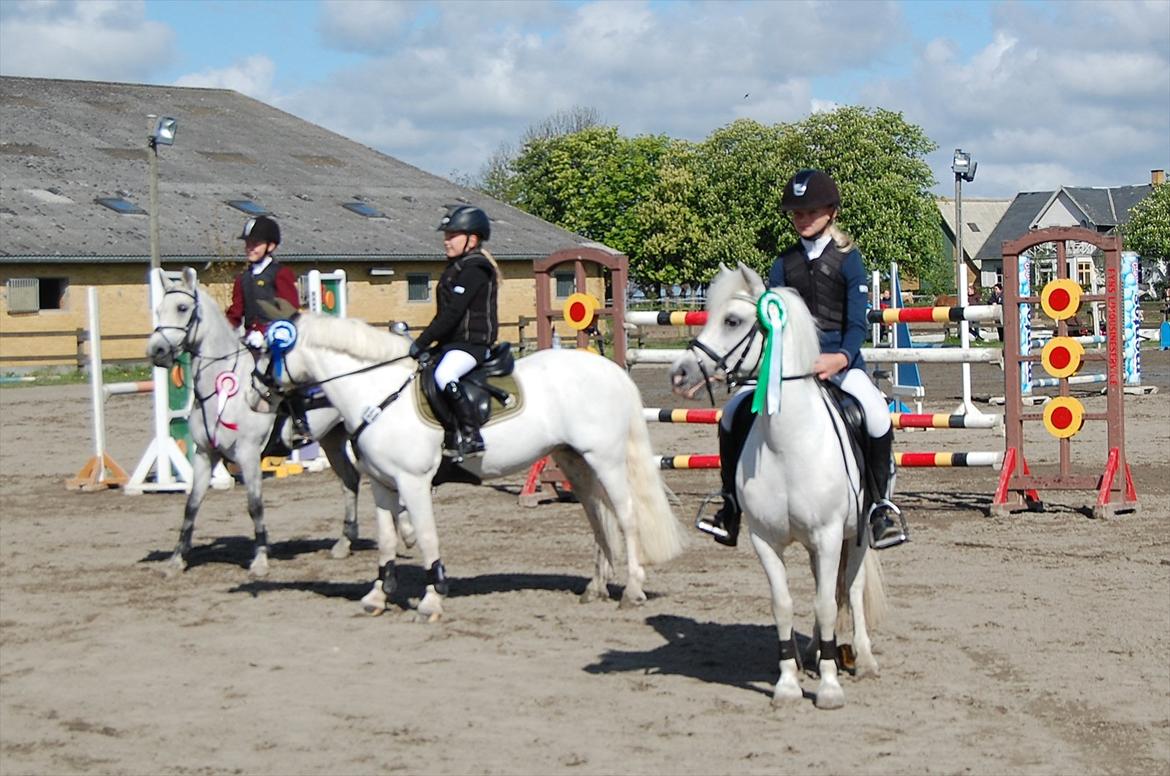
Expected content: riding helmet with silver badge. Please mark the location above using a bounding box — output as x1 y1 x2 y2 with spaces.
238 215 281 245
436 205 490 241
780 169 840 211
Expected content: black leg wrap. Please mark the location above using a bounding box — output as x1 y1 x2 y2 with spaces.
778 637 799 663
378 561 397 596
255 530 269 549
818 637 840 668
426 559 449 596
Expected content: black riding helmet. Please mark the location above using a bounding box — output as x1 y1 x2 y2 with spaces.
238 215 281 245
436 205 491 241
780 169 840 211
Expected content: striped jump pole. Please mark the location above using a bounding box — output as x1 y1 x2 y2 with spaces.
103 380 154 398
643 408 723 424
626 310 708 327
895 451 1002 467
627 346 1001 366
657 454 721 470
890 413 1002 429
656 451 1002 469
867 304 1002 325
1027 373 1108 390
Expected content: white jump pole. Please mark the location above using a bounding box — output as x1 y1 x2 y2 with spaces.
87 287 109 482
626 347 1001 365
125 271 193 495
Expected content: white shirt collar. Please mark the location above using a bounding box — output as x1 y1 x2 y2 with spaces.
250 256 273 275
800 233 833 260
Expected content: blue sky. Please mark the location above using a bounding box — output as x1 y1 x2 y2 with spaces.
2 0 1167 198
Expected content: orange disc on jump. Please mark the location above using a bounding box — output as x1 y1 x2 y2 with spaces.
1043 396 1085 439
1040 337 1085 378
1040 279 1082 321
563 292 599 331
170 363 185 389
324 288 336 311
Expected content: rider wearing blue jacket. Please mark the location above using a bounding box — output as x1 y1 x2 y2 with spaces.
697 169 908 550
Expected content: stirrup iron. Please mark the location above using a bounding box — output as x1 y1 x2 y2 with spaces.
867 499 909 550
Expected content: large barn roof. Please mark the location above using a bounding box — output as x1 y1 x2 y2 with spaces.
0 76 595 263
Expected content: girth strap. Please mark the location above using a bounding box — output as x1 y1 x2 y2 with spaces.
349 373 416 460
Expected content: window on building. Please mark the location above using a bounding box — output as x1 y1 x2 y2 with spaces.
226 199 270 216
967 222 980 232
554 271 575 299
95 196 146 215
6 277 67 312
342 201 386 218
407 273 430 302
1076 260 1094 289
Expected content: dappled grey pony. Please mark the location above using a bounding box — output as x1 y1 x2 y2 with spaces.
145 267 411 577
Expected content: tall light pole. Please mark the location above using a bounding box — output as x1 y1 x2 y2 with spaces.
952 148 979 415
147 115 177 270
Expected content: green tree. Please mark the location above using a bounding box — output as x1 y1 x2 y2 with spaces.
1122 183 1170 259
506 126 673 259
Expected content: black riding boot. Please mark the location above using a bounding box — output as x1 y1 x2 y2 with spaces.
443 381 485 460
867 428 908 549
284 393 312 446
696 398 754 547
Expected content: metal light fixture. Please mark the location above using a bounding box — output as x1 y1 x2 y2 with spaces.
151 116 178 147
147 115 178 270
952 148 976 182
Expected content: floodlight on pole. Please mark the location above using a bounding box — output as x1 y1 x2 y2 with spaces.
951 147 982 417
147 115 177 271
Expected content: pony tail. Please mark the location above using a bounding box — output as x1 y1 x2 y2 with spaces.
829 224 855 252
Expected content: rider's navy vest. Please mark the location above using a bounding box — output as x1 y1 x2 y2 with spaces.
780 244 848 332
435 251 498 346
241 261 284 331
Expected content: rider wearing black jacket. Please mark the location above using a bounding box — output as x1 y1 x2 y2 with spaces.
409 206 500 459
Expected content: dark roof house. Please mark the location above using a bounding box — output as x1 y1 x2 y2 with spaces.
0 76 593 264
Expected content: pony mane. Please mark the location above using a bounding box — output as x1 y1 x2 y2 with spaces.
769 286 822 374
297 313 410 362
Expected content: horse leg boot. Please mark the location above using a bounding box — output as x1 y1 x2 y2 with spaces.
444 381 485 458
696 398 753 546
867 428 909 549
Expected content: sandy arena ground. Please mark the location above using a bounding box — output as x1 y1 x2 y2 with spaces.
1 348 1168 775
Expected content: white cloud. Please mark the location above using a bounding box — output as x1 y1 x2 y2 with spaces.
290 0 903 179
868 1 1170 196
173 56 278 103
0 0 175 82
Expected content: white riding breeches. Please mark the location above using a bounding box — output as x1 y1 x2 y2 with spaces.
433 349 477 390
721 368 891 438
839 368 892 437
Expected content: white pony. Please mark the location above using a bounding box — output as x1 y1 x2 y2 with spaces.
254 310 684 620
146 268 412 577
670 263 887 709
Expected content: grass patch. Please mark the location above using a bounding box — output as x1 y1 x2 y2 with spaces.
0 363 153 389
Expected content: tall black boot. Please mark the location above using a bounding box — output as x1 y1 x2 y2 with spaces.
283 392 312 446
444 381 485 459
696 397 754 547
867 428 908 549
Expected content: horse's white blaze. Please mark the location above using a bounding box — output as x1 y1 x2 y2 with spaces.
670 263 889 709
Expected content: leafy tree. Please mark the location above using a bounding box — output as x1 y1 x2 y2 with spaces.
474 106 603 200
1122 183 1170 260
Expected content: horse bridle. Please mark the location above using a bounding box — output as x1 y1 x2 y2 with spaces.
152 286 203 360
686 292 765 406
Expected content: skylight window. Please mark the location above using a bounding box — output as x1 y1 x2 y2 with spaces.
227 199 269 216
95 196 146 215
342 201 386 219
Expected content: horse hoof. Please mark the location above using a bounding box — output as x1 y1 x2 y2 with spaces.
771 683 802 707
854 657 880 679
414 610 442 623
160 558 186 579
618 591 647 609
815 687 846 710
249 561 269 578
329 539 351 560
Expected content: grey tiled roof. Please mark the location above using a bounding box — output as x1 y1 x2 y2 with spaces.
975 185 1154 262
0 76 592 263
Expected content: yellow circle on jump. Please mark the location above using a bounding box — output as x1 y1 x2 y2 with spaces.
563 292 600 331
1040 337 1085 378
1043 396 1085 439
1040 279 1082 321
